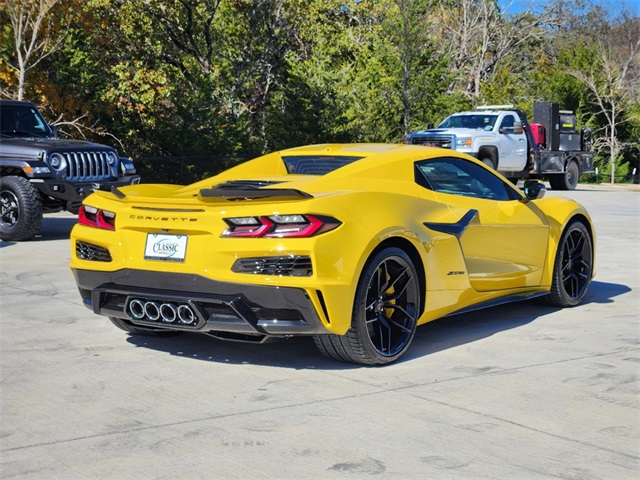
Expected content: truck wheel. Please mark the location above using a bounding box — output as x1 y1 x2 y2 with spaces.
0 176 43 241
480 157 496 169
549 161 580 190
109 317 182 337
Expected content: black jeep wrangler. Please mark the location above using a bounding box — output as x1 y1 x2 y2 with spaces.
1 99 140 241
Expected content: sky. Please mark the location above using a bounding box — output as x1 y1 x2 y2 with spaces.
498 0 640 18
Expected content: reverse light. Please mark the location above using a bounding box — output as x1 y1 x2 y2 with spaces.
78 205 116 230
223 214 340 238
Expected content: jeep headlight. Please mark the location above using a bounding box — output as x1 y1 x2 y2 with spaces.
106 151 119 175
456 137 472 147
48 153 67 171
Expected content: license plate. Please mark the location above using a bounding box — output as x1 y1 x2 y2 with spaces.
144 234 188 262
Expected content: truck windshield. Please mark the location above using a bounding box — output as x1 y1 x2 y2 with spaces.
0 104 53 138
438 114 498 130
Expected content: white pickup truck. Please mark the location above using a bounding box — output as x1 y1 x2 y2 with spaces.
406 103 595 190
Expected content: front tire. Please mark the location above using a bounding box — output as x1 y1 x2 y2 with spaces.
314 247 420 365
542 221 593 307
109 317 182 337
0 175 43 241
481 157 496 169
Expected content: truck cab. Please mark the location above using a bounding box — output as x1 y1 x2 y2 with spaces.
406 106 528 171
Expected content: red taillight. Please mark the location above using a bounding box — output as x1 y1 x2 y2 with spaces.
78 205 116 230
223 214 340 238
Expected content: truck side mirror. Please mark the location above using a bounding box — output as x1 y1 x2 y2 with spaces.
522 180 546 200
427 123 434 129
49 125 58 138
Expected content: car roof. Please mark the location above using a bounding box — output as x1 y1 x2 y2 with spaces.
0 99 37 108
279 143 413 158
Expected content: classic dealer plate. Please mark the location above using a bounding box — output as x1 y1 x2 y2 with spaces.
144 234 188 262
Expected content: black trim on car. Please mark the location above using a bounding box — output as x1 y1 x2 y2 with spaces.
72 268 329 336
424 209 478 238
199 187 312 200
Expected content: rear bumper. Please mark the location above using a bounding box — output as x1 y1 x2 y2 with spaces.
72 268 329 336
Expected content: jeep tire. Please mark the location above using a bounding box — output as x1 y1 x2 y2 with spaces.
0 176 43 241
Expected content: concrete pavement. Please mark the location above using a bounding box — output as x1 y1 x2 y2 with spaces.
1 186 638 479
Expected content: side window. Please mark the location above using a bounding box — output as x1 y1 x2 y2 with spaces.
499 115 515 130
415 157 516 201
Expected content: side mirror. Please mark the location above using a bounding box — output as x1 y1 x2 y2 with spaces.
523 180 546 200
427 123 434 129
49 124 58 138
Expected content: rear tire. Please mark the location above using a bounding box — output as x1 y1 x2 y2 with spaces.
541 221 593 307
314 247 420 365
0 175 43 241
549 161 580 190
109 317 182 337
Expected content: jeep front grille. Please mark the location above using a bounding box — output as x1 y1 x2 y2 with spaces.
62 152 116 181
232 256 312 276
76 241 112 262
409 135 454 148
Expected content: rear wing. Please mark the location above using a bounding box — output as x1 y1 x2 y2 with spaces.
199 181 313 201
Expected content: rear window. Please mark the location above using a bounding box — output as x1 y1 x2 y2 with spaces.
282 155 363 175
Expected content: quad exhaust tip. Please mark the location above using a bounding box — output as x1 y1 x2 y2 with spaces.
128 299 197 325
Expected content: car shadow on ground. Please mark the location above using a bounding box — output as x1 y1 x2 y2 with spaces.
0 216 77 246
33 216 78 241
126 280 630 369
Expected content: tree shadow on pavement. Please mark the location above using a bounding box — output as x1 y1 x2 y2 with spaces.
125 280 630 369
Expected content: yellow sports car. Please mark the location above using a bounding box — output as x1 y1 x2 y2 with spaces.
70 144 595 365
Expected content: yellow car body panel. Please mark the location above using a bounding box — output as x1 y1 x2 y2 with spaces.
70 144 595 355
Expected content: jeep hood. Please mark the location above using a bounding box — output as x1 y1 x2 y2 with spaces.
0 138 116 160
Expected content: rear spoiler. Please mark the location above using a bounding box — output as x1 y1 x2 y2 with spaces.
199 187 313 201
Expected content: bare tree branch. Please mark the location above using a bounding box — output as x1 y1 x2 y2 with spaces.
5 0 68 100
49 111 125 151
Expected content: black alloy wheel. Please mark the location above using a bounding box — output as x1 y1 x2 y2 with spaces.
543 221 593 307
1 189 19 228
363 253 419 357
314 247 420 365
0 175 43 241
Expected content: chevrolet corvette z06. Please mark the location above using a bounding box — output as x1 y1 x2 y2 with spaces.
70 144 595 365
